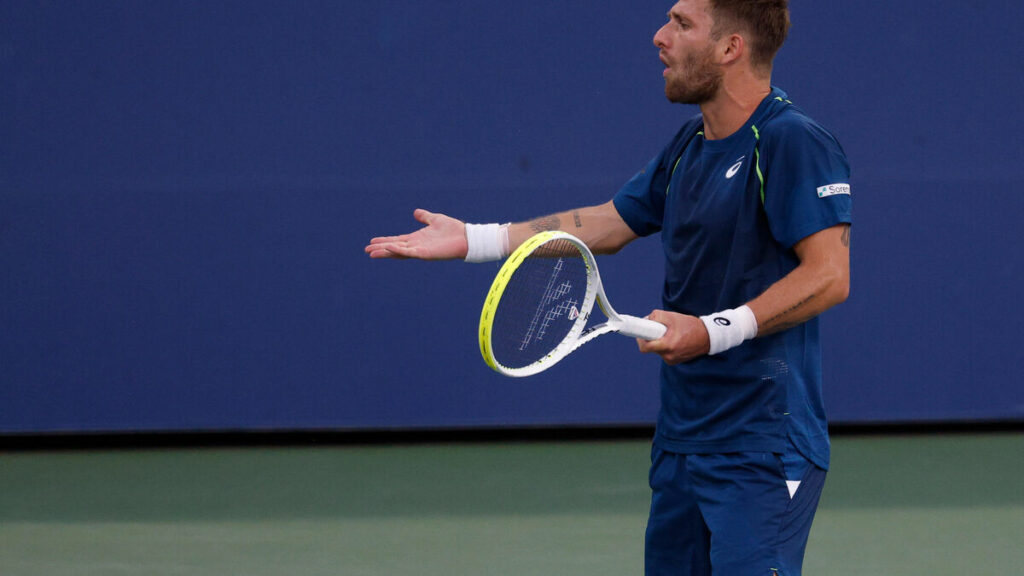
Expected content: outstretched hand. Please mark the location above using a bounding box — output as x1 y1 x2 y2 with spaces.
364 209 468 260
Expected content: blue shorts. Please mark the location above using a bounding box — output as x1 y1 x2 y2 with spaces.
645 446 826 576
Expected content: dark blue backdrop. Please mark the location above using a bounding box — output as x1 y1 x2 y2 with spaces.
2 1 1022 433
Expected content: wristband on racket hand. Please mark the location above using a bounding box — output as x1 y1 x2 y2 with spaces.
700 305 758 355
464 223 510 263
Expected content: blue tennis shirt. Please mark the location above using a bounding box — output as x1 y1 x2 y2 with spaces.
613 88 851 469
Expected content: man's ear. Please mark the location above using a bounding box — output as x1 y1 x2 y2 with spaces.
719 33 745 65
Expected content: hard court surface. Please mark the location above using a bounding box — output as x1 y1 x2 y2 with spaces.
1 433 1021 575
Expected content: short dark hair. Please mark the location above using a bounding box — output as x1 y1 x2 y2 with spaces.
708 0 790 70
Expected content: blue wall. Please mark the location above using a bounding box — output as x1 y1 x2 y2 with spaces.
2 1 1022 433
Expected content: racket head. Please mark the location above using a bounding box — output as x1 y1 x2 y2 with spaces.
479 231 598 377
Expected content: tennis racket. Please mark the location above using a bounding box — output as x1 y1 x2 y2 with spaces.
479 231 666 377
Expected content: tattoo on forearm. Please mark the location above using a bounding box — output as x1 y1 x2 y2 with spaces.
840 226 851 247
762 293 817 334
573 211 583 229
530 215 561 233
767 319 804 334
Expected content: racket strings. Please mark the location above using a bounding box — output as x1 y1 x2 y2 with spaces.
520 258 575 350
491 240 589 369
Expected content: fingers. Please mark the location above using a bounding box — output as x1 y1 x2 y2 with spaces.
634 310 709 365
368 209 443 243
364 209 432 258
413 208 435 225
365 246 408 259
364 239 418 259
636 311 665 354
364 237 401 257
369 209 432 244
366 234 408 246
636 337 654 355
637 337 675 361
365 208 466 260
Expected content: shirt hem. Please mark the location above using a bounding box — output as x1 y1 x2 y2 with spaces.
653 433 785 455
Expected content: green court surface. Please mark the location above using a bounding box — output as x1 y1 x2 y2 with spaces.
1 433 1021 575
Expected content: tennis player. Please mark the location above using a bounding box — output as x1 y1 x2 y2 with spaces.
366 1 851 574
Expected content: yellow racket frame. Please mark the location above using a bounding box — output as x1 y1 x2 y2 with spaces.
479 231 665 377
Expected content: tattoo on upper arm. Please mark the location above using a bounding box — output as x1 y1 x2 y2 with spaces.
530 215 561 234
840 225 850 247
573 211 583 229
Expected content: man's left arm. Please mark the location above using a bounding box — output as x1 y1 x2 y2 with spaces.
747 223 850 336
638 223 850 364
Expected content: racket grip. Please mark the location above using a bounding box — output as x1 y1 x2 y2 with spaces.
616 315 667 341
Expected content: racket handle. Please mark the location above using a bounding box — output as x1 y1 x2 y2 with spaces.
616 315 667 341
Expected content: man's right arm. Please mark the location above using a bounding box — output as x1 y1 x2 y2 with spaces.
507 200 637 255
364 200 637 261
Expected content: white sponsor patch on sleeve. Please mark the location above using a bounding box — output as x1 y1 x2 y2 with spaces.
816 183 851 198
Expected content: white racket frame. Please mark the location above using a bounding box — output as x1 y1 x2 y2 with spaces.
479 231 666 377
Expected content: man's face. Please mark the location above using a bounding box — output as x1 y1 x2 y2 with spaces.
653 0 723 104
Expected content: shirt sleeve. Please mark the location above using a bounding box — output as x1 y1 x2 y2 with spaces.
761 115 853 249
612 152 668 238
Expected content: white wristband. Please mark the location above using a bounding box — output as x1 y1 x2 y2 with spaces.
700 305 758 355
464 223 510 263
